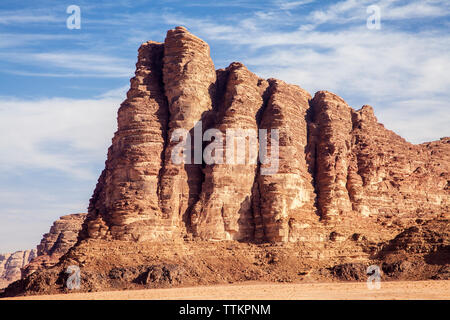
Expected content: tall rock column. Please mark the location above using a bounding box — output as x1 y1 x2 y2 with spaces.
85 41 171 241
191 63 268 240
310 91 354 221
256 80 316 242
159 26 216 235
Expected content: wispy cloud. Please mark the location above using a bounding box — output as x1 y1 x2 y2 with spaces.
181 0 268 8
379 0 450 20
0 14 60 25
0 33 78 48
0 9 62 25
0 85 129 252
306 0 450 27
96 85 129 99
277 0 316 11
31 52 133 76
0 185 89 253
0 91 124 180
378 99 450 144
1 52 133 77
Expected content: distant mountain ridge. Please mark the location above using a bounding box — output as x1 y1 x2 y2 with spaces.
0 250 36 289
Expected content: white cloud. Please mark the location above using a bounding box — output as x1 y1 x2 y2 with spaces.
0 15 60 24
182 0 268 8
305 0 450 27
0 89 126 252
0 91 124 180
245 27 450 95
0 33 77 49
0 186 88 253
1 52 133 78
378 99 450 144
0 9 61 25
381 0 450 20
277 0 316 10
96 85 129 99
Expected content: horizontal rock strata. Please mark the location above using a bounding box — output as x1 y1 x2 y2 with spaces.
310 91 449 224
85 40 170 241
256 79 316 242
159 26 216 237
191 62 268 240
80 27 448 243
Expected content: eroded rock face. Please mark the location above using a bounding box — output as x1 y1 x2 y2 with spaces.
309 91 357 220
37 213 87 256
255 79 316 242
191 63 268 241
81 27 449 243
3 27 449 297
85 41 170 241
85 26 217 241
309 91 449 223
159 26 216 236
0 250 36 288
21 213 86 278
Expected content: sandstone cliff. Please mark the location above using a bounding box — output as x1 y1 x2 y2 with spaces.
83 27 449 244
309 92 449 222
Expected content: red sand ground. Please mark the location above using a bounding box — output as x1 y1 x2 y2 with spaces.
3 280 449 300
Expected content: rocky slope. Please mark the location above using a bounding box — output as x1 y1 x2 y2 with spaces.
2 27 448 296
0 250 36 289
3 217 449 296
21 213 86 278
0 213 86 289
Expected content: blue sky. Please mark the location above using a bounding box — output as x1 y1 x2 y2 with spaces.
0 0 449 252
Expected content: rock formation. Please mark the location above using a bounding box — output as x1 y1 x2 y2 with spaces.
159 26 216 238
0 250 36 289
37 213 86 256
1 214 86 289
82 27 448 244
255 79 316 242
85 40 169 241
309 91 449 222
21 213 86 278
2 27 448 296
191 62 268 241
85 26 217 241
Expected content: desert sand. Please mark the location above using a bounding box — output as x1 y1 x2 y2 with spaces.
3 280 449 300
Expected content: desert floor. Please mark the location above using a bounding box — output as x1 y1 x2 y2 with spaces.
3 280 449 300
